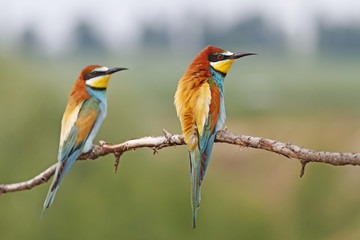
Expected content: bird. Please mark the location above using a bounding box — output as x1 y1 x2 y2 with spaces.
174 45 256 228
42 65 127 216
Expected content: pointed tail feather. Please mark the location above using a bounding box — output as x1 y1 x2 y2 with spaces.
199 132 216 184
41 161 65 218
41 184 59 218
190 149 202 228
190 131 217 228
41 149 81 217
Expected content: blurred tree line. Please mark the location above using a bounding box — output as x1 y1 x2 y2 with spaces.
19 16 360 55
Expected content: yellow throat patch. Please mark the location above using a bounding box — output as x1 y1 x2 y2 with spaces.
210 59 235 74
85 75 111 89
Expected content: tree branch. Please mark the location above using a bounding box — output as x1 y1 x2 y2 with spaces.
1 129 360 195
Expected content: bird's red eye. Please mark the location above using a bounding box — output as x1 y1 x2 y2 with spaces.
217 55 224 60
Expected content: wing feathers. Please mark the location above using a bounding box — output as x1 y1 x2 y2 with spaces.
60 103 82 146
209 84 221 131
43 98 100 213
175 75 211 150
74 100 99 145
193 83 211 136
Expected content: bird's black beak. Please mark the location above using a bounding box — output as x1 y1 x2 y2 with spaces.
106 67 128 75
231 52 257 59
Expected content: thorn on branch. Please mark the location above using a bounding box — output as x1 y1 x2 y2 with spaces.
300 160 309 178
113 152 123 174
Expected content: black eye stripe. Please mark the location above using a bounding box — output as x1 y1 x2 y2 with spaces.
84 71 104 80
84 72 93 80
208 54 230 62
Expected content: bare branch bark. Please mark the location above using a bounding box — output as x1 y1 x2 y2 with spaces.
1 129 360 195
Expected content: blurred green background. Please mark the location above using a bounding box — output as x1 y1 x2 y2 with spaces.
2 1 360 239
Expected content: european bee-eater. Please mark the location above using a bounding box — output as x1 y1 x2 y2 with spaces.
42 65 127 216
174 45 256 228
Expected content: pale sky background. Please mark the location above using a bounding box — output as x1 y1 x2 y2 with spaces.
1 0 360 55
